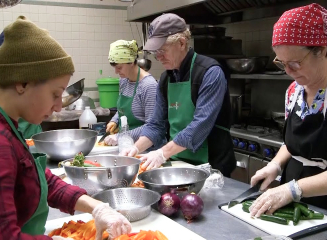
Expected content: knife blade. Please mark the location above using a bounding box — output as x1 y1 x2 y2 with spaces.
228 180 263 208
98 132 110 143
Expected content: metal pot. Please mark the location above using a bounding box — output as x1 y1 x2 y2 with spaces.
137 23 152 71
62 155 142 195
230 94 243 124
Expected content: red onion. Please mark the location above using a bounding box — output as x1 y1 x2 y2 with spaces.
180 193 204 223
158 192 180 216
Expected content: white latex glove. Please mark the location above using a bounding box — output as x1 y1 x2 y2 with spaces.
104 134 118 146
119 145 139 157
140 149 167 170
250 161 281 191
52 237 74 240
92 202 132 240
249 183 293 217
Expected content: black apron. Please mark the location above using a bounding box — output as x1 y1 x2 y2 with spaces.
283 87 327 209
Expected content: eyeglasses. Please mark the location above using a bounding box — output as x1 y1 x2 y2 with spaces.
273 49 313 71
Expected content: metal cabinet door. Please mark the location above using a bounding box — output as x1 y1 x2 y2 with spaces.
231 152 250 183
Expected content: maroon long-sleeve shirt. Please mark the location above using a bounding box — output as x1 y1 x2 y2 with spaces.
0 114 87 239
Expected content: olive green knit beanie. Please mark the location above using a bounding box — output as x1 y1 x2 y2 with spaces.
0 16 74 86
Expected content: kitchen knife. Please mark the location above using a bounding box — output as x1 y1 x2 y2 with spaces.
227 180 263 208
98 131 110 143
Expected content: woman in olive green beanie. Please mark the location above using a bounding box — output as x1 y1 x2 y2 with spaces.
105 40 158 147
0 16 131 239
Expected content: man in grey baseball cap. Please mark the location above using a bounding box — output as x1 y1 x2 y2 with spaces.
121 13 236 177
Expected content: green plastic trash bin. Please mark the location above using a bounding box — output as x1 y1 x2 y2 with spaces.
96 77 119 108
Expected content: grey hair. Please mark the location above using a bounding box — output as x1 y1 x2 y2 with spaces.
166 28 191 49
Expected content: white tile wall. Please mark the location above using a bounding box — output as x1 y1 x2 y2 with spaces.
0 0 165 103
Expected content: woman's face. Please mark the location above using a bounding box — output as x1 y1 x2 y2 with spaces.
113 63 134 79
18 74 71 124
273 45 327 86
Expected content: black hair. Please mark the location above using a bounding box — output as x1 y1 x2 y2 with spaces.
110 58 138 66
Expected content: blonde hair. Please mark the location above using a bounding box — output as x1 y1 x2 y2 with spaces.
166 28 191 50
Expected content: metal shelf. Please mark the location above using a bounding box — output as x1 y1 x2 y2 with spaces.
230 74 293 80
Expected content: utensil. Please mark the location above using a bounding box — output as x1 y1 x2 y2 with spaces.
62 78 85 108
92 188 160 222
32 129 97 161
138 167 210 196
98 131 110 143
61 154 141 195
137 23 151 71
227 180 263 208
226 57 269 74
65 96 95 110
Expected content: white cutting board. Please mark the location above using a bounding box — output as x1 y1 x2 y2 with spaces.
89 136 118 155
221 204 327 237
45 210 205 240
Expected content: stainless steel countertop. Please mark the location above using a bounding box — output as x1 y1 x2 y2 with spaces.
46 159 327 240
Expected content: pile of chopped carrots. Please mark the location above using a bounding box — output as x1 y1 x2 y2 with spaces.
48 219 108 240
114 230 168 240
26 139 34 146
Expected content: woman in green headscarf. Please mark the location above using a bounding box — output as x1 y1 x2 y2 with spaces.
104 40 158 147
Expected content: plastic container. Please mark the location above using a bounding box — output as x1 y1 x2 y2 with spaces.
79 106 97 129
96 77 119 109
118 116 134 153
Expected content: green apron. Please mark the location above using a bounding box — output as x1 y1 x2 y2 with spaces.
0 107 49 235
117 67 144 130
18 118 42 139
168 53 229 165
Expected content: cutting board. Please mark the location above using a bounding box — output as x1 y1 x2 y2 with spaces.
45 210 206 240
221 204 327 238
89 136 118 155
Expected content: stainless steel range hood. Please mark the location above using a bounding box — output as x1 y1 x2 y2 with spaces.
126 0 325 24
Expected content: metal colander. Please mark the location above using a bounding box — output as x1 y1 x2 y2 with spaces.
92 188 160 222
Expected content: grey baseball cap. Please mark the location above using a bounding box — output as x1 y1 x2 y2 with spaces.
144 13 187 51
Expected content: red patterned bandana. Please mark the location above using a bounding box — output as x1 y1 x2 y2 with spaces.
272 3 327 46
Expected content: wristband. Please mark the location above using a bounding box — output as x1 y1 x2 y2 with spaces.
288 179 303 202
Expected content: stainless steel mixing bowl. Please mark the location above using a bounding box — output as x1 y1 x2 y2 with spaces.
226 56 269 74
62 155 141 195
32 129 97 161
92 188 160 221
138 167 210 196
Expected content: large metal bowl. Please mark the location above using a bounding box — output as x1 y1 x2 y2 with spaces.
62 155 141 195
226 56 269 74
32 129 97 161
92 188 160 222
138 167 210 196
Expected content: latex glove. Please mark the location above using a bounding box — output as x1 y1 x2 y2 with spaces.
92 202 132 240
52 237 74 240
141 149 167 170
250 161 281 191
106 121 118 134
249 183 293 217
104 134 118 146
119 145 139 157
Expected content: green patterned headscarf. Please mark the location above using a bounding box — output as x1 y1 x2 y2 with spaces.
108 40 138 64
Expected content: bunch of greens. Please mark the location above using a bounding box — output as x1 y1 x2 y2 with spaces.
71 152 85 167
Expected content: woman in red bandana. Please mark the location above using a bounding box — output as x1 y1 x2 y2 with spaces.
250 3 327 217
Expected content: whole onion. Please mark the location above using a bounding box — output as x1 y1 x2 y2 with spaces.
158 192 180 216
180 193 204 223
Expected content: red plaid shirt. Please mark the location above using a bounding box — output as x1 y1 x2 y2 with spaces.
0 114 87 239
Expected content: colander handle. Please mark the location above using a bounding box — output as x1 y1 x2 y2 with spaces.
84 168 112 179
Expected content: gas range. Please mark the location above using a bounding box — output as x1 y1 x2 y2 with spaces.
230 125 283 159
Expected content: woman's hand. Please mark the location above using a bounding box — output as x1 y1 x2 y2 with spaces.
251 161 281 191
106 121 118 134
250 183 293 217
140 149 167 170
104 134 118 146
92 202 132 240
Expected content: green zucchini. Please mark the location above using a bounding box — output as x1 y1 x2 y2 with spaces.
294 202 311 217
300 212 324 220
242 205 250 213
275 207 294 215
260 214 289 225
273 212 294 220
293 206 301 226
